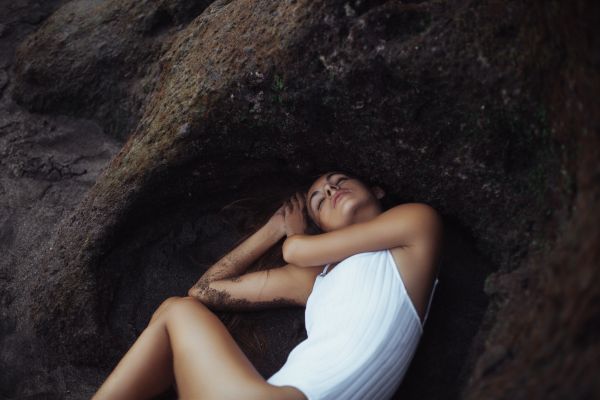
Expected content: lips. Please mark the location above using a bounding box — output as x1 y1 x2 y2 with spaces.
333 190 349 207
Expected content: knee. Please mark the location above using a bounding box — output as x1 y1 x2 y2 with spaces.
168 295 204 309
160 296 204 312
157 296 183 311
150 296 187 323
163 295 185 306
162 296 209 321
167 296 199 304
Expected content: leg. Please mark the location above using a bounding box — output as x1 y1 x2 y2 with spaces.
164 297 307 400
149 295 186 325
92 296 184 400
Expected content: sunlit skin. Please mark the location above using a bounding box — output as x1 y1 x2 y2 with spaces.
92 170 441 400
305 171 385 232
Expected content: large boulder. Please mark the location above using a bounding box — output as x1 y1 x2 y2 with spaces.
1 0 597 398
12 0 214 140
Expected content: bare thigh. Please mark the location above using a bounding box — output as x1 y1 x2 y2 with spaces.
164 297 307 400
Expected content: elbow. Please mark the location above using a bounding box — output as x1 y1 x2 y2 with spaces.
282 237 293 264
187 286 205 300
188 277 212 299
283 235 311 267
187 289 215 309
282 235 299 265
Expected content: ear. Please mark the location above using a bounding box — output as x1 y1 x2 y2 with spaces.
371 185 385 200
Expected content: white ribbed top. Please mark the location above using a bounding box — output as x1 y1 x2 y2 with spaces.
267 249 440 400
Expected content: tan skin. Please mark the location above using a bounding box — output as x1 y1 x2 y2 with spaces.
92 171 442 400
301 172 441 321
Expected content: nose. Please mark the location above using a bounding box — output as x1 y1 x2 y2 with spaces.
324 182 339 197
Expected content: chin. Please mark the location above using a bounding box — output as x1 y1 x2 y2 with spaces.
323 214 354 232
331 200 359 229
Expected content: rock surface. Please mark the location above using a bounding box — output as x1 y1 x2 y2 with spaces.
0 0 597 399
12 0 215 141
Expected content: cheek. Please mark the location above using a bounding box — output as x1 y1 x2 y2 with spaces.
353 187 373 202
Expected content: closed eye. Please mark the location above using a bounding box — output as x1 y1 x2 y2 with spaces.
316 177 347 210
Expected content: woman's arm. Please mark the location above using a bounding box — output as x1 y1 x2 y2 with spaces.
188 220 284 295
186 193 317 311
188 192 306 295
283 203 442 268
187 263 324 311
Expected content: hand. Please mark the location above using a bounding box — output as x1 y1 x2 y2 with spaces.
283 192 307 237
267 202 286 237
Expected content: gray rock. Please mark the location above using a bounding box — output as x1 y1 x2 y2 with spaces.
1 0 598 399
0 69 8 92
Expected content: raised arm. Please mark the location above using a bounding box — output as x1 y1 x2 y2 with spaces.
187 192 320 311
188 218 284 296
282 202 442 268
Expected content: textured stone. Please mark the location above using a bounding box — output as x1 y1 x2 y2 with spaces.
0 0 597 399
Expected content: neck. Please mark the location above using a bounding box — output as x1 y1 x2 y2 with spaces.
353 204 382 224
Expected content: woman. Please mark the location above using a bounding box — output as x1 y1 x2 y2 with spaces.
92 170 442 400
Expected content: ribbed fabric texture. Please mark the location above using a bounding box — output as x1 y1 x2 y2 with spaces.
267 249 440 400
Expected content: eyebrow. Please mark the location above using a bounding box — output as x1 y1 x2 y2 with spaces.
308 172 344 214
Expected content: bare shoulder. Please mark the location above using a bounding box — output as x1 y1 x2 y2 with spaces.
385 202 443 235
386 202 443 271
388 203 443 269
386 204 443 321
385 202 441 221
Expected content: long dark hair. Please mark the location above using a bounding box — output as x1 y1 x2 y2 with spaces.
210 169 399 355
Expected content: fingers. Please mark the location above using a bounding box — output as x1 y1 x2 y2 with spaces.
296 192 305 208
276 204 285 215
283 192 306 215
292 192 304 209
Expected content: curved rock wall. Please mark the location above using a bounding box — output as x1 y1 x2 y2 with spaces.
0 0 597 398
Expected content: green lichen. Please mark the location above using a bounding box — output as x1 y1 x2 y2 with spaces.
271 73 286 104
272 73 285 92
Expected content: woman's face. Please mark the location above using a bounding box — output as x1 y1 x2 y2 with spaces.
306 171 384 232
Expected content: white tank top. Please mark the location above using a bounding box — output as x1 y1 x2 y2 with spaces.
267 249 440 400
